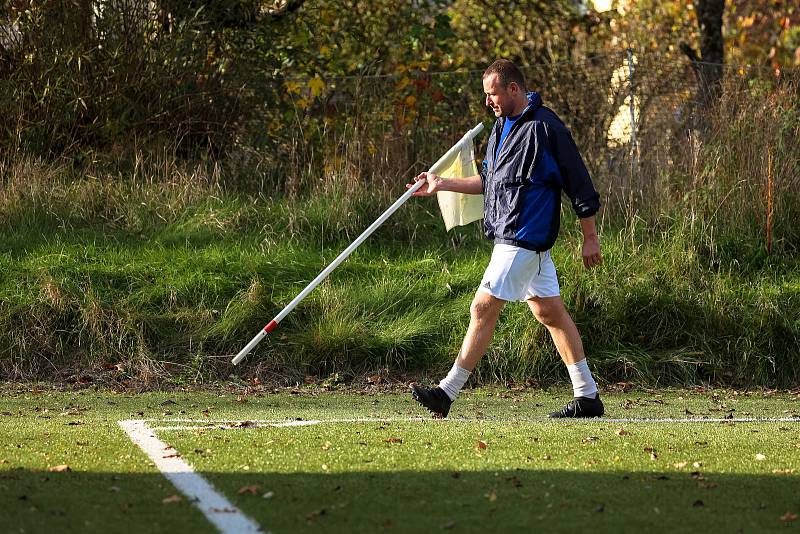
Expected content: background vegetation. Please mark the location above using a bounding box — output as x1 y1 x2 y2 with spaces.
0 1 798 387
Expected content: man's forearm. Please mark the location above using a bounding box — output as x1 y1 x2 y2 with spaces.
436 175 483 195
579 215 598 239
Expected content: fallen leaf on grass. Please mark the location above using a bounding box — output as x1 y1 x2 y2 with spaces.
160 399 177 406
674 461 688 469
486 490 497 502
755 453 766 461
162 495 182 504
615 428 628 436
692 499 704 508
306 509 326 524
48 465 70 473
234 421 256 428
477 440 487 450
321 441 332 451
238 485 260 495
385 437 402 444
506 476 522 488
582 436 599 443
780 512 797 522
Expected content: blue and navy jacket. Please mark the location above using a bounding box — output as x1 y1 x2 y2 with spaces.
480 92 600 252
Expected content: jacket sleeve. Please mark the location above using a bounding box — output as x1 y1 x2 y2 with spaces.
552 124 600 218
480 159 488 195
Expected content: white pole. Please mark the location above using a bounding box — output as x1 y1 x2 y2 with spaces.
232 123 484 365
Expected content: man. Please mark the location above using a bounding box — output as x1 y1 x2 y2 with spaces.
409 59 604 419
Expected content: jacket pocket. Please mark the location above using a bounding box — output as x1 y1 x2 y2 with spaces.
494 174 528 239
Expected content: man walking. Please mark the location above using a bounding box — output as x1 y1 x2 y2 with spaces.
409 59 604 419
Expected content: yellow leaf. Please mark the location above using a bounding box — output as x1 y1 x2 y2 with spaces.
285 80 302 95
48 464 71 473
404 95 417 108
308 76 325 98
296 97 310 110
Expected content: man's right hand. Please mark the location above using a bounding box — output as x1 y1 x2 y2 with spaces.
407 172 442 197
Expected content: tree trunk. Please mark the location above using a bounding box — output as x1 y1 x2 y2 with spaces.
681 0 725 109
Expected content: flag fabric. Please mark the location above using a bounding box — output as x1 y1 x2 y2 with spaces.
430 136 484 231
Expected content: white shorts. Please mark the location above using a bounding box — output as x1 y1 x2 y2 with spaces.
478 244 560 302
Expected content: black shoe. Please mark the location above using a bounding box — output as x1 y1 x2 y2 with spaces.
548 394 604 418
410 384 452 418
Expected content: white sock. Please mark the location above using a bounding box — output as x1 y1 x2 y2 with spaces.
438 364 471 401
566 358 598 398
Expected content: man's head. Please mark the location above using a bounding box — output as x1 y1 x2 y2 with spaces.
482 59 528 118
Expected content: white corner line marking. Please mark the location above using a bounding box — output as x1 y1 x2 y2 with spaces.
144 415 800 432
118 419 264 534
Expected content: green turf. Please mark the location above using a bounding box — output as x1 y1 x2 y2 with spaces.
2 176 799 386
1 387 799 532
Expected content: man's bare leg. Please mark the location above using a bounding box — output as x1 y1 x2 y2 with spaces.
526 295 585 365
412 291 505 416
527 295 603 417
456 291 506 371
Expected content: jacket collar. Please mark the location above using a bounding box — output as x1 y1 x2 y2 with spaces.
498 92 542 129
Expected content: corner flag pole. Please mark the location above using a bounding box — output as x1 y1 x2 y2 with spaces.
231 122 484 365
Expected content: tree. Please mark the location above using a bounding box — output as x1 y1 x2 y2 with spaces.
680 0 724 107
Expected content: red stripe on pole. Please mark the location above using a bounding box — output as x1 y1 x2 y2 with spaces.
263 320 278 333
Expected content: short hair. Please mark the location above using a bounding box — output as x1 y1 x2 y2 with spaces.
483 59 526 90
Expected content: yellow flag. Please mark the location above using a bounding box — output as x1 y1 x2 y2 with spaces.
432 137 484 231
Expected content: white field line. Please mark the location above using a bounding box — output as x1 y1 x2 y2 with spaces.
118 420 264 534
147 416 800 431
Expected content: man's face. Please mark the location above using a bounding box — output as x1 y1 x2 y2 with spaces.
483 73 519 117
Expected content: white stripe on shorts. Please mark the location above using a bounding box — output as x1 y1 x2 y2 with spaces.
478 244 560 302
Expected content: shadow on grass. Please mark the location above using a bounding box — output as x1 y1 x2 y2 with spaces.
3 468 797 533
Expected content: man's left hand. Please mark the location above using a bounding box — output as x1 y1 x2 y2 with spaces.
582 235 602 269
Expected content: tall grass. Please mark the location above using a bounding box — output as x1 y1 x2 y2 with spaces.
0 71 798 387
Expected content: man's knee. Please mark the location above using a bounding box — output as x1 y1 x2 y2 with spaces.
527 296 565 327
470 292 505 322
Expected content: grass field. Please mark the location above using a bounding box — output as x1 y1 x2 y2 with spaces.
2 171 799 386
1 386 798 533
